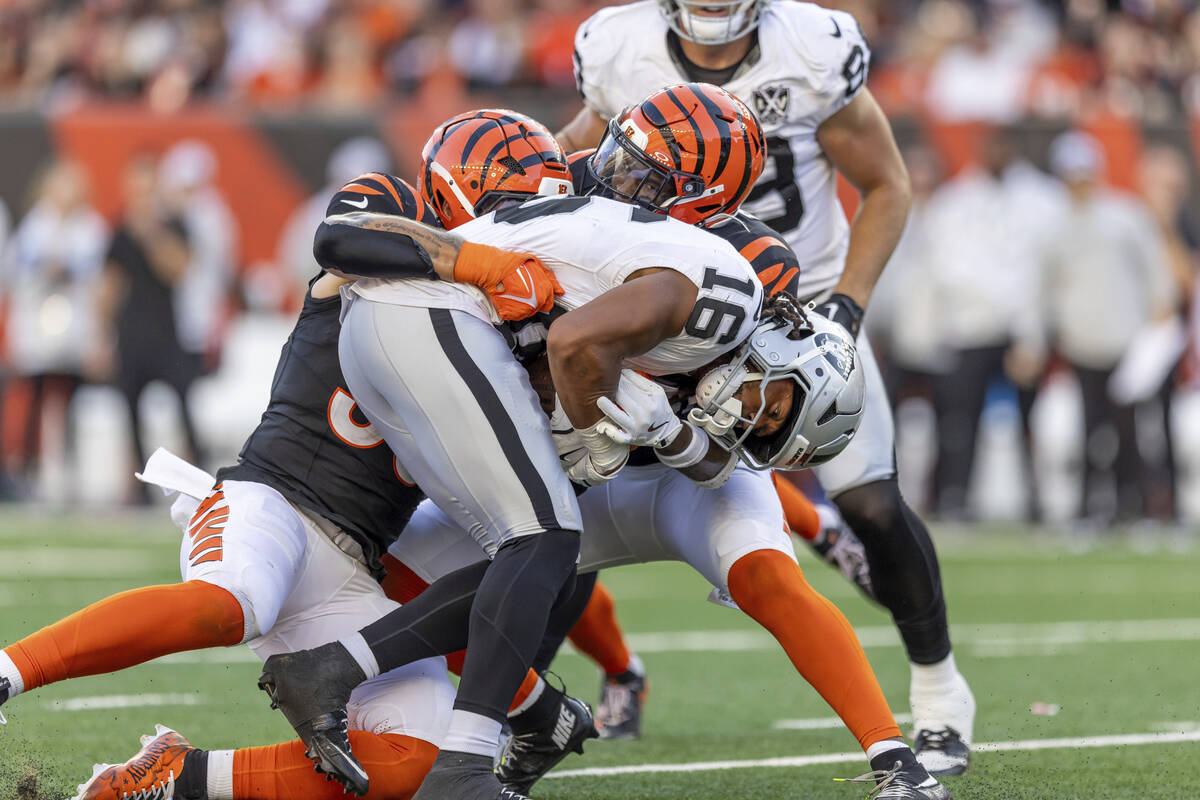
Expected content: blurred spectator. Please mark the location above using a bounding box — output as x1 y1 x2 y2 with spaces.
97 153 204 504
867 144 948 409
158 140 236 372
275 136 391 297
1039 130 1178 523
3 160 108 496
448 0 526 88
918 126 1065 519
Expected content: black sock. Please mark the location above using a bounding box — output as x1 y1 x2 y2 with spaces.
360 559 491 672
869 744 917 774
454 530 580 721
177 750 208 799
509 682 565 735
836 480 951 664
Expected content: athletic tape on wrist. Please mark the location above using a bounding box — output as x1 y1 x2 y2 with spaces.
656 423 708 469
695 450 739 489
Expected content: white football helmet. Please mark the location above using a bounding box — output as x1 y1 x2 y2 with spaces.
689 299 865 470
658 0 771 45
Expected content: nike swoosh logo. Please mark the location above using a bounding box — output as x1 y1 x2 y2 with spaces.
341 196 369 209
830 16 842 37
495 264 538 309
647 421 668 432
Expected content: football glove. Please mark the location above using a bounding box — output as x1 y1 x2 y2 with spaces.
568 421 629 486
549 397 588 472
596 370 683 449
811 293 864 339
454 242 564 321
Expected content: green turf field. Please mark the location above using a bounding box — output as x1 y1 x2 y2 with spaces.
1 510 1197 799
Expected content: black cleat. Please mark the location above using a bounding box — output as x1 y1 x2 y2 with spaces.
496 693 598 793
415 751 531 800
837 757 953 799
595 656 647 740
0 676 10 725
810 505 874 599
914 727 970 777
257 643 369 796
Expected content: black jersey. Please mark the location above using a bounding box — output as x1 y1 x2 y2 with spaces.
217 174 438 576
567 149 801 298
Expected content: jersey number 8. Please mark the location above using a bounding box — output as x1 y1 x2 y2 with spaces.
744 136 804 235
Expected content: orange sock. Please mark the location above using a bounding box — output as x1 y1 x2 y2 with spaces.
233 732 437 800
727 550 901 750
4 581 243 692
771 471 821 541
567 581 631 676
379 553 539 714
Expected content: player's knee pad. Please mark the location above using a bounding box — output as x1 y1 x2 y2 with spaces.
182 480 309 642
347 657 456 746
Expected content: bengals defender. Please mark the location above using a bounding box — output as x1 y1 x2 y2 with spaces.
558 0 975 775
0 146 575 799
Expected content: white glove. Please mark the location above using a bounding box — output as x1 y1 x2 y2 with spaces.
549 396 588 472
566 418 629 486
595 370 683 449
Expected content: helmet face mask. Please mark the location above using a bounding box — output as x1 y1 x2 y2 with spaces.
658 0 768 46
690 303 865 470
587 83 765 226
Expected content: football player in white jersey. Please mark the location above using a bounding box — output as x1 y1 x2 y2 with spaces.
391 85 952 800
558 1 975 775
256 91 779 800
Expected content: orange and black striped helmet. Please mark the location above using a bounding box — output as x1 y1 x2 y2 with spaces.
587 82 765 225
419 109 574 229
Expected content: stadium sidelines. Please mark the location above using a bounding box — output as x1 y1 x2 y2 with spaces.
147 618 1200 665
544 731 1200 779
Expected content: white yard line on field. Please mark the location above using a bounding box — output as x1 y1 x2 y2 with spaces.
42 693 205 712
547 730 1200 779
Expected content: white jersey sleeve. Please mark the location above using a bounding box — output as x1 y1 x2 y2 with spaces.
767 5 871 127
572 2 671 120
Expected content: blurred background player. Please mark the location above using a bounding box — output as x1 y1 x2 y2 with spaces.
558 0 974 774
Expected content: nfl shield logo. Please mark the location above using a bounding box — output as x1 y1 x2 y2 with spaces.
752 85 791 125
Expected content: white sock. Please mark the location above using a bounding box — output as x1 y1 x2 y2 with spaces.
338 633 381 681
205 750 235 800
866 739 910 764
442 709 503 758
0 651 25 697
507 676 546 718
910 653 959 692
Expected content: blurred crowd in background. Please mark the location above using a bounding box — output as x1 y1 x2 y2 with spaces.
1 0 1200 119
0 0 1196 532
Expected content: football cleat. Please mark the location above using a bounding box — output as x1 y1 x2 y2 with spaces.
414 751 532 800
70 725 196 800
595 654 647 740
0 676 11 725
810 504 874 599
496 692 598 793
836 758 953 799
258 643 369 796
913 728 970 777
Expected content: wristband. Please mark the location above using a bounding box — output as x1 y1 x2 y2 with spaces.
656 423 708 470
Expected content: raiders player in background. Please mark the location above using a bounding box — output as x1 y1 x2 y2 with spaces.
556 0 975 775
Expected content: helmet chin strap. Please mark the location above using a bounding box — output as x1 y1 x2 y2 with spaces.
679 6 750 45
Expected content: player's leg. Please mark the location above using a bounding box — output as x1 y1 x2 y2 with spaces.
0 479 306 714
75 524 455 800
815 335 973 775
566 578 648 740
261 301 582 798
772 470 873 597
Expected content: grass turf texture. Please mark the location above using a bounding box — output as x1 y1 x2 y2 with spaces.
0 510 1197 799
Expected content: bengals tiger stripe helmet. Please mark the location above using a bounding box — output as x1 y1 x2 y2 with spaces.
419 109 574 229
588 82 766 225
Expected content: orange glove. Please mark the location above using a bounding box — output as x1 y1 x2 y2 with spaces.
454 241 564 321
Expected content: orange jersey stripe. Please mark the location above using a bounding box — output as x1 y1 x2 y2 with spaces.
192 550 224 566
189 487 225 527
341 183 384 195
189 537 223 561
740 235 788 264
189 507 230 538
363 173 407 211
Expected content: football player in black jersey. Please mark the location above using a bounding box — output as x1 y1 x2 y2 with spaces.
4 160 574 800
